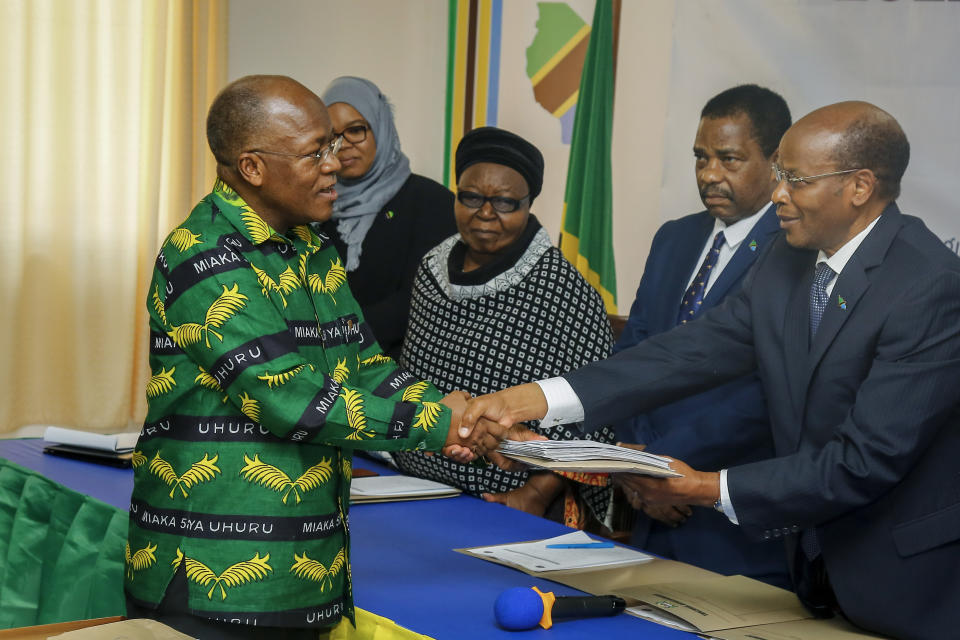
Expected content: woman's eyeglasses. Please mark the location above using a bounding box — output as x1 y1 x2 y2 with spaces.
333 124 369 145
456 191 530 213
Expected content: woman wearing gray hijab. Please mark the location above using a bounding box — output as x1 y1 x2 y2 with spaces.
316 76 456 359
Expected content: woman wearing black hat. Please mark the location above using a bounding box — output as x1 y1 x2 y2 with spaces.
391 127 615 528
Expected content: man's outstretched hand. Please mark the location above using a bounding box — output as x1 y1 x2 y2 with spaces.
460 383 549 437
440 390 513 463
612 443 693 527
618 455 721 512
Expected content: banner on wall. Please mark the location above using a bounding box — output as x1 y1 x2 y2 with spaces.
559 0 617 313
444 0 618 308
662 0 960 257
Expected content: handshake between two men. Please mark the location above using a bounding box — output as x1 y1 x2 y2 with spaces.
437 390 545 466
439 384 720 529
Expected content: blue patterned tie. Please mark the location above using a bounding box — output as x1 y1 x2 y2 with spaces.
677 231 725 325
809 262 836 339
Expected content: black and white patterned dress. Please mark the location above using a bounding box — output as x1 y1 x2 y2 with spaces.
394 218 615 520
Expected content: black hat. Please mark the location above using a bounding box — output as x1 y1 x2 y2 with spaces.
455 127 544 202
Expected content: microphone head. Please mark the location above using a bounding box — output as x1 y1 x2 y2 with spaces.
494 587 546 630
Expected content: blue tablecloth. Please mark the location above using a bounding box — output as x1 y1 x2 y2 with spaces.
0 438 690 639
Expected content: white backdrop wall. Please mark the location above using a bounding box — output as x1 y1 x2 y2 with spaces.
662 0 960 250
228 0 451 188
228 1 958 309
227 0 676 308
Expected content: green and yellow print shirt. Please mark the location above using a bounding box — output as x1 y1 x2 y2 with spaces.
125 179 451 629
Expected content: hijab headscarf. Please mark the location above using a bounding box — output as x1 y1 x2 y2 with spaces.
321 76 411 271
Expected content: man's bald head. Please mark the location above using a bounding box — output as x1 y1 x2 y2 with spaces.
206 75 320 166
792 101 909 202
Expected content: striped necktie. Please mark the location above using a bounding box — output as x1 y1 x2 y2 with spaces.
677 231 725 325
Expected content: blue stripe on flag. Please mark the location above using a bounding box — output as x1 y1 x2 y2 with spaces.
486 0 502 126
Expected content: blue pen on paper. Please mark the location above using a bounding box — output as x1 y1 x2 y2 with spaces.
545 541 615 549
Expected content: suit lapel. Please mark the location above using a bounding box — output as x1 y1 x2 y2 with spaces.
800 204 905 429
784 257 814 437
703 203 780 307
806 262 869 367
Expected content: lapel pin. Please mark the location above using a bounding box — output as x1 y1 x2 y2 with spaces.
837 295 847 310
386 210 395 220
748 239 758 252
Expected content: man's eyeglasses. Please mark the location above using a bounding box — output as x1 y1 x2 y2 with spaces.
333 124 369 145
772 163 860 185
456 191 530 213
250 136 343 164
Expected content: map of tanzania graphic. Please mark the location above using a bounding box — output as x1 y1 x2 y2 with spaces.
526 2 590 143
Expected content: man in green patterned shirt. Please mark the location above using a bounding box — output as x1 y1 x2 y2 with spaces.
124 75 500 639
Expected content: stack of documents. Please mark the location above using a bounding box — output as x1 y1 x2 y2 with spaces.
350 475 461 504
42 426 139 467
497 439 681 477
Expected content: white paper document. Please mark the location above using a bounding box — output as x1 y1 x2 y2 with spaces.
43 426 139 452
464 531 653 572
350 475 460 499
496 439 681 477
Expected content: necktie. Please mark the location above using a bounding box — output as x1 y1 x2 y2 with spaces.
677 231 725 325
809 262 836 339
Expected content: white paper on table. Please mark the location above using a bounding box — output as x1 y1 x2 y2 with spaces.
464 530 653 572
350 475 459 497
43 426 139 452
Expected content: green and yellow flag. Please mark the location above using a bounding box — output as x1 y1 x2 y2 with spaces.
560 0 617 313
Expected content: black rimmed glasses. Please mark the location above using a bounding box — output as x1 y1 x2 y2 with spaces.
772 163 860 185
333 124 369 145
250 136 343 165
456 190 530 213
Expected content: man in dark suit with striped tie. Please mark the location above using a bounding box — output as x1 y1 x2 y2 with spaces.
463 101 960 639
612 85 790 588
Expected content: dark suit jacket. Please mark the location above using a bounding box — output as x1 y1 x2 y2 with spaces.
566 204 960 639
614 204 788 587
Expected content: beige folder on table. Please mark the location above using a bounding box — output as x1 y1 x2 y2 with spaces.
458 534 887 639
621 575 812 633
710 616 888 639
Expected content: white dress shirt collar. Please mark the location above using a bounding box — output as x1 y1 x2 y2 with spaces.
816 215 882 274
688 202 773 296
711 202 771 251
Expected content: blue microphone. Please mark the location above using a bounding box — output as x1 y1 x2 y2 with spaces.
494 586 626 630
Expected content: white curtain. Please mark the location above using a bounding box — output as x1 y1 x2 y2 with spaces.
0 0 227 434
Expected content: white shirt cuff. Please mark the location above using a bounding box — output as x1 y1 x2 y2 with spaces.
719 468 739 525
534 377 585 427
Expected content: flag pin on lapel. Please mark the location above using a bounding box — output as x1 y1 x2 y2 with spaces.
386 210 395 219
838 295 847 310
749 239 758 252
